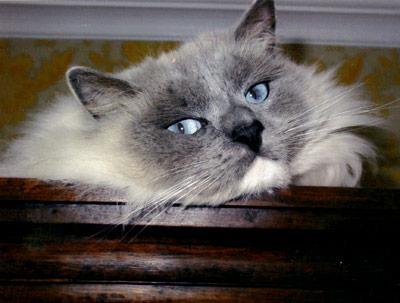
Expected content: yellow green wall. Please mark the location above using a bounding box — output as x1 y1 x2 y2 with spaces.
0 39 399 187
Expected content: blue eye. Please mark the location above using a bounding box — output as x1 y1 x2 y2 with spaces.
167 118 202 135
245 82 269 104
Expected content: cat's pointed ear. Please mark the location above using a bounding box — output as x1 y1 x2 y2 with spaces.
66 66 136 118
234 0 276 41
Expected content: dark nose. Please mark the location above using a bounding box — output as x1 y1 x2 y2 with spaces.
231 120 264 153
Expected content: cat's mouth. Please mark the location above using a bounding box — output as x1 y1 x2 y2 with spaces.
258 146 280 161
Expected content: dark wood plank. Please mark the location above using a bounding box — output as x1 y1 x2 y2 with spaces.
0 283 355 303
0 239 387 288
0 178 399 302
0 178 399 230
1 202 399 230
1 177 400 209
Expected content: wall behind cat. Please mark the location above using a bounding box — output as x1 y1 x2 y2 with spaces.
0 39 399 187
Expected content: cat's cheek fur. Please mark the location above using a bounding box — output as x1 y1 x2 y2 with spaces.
239 157 290 194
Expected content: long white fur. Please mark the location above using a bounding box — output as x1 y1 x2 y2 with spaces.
0 96 143 202
240 157 289 193
289 67 380 187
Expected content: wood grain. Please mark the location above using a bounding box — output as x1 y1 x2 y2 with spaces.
0 177 399 302
1 177 399 209
0 284 356 303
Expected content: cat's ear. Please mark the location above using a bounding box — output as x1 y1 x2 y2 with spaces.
66 66 136 118
234 0 276 41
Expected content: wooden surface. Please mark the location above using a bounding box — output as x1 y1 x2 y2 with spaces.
0 178 400 302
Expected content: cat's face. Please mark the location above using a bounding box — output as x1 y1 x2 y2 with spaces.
66 1 308 204
118 37 310 203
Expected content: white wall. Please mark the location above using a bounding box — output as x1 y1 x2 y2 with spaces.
0 0 399 47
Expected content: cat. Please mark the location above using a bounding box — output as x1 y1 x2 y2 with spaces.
0 0 381 211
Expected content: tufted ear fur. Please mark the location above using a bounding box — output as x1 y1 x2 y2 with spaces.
66 66 136 118
234 0 276 41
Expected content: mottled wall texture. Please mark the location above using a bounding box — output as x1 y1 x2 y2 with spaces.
0 39 399 187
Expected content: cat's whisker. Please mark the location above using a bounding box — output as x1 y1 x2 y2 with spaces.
150 160 211 183
108 178 192 225
278 99 400 140
280 87 368 135
282 120 384 150
124 172 216 241
130 176 217 242
301 95 400 126
280 105 380 136
285 123 381 143
118 175 203 224
144 174 213 220
290 113 382 135
152 172 213 209
118 170 213 224
283 84 364 129
91 166 214 232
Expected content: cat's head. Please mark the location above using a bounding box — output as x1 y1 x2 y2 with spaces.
66 0 377 204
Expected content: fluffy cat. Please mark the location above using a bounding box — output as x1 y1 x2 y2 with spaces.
0 0 380 209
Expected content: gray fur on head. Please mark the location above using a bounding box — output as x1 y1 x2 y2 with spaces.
0 0 380 210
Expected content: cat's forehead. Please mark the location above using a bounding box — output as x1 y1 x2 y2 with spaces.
125 34 279 100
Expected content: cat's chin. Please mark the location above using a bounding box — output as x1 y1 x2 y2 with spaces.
239 156 290 195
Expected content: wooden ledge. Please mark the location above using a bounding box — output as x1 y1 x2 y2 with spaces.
1 177 399 206
1 178 400 302
0 177 399 230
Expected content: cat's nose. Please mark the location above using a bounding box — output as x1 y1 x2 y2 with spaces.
231 120 264 153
